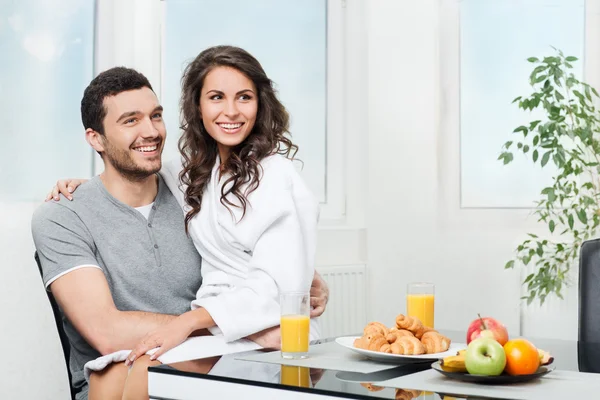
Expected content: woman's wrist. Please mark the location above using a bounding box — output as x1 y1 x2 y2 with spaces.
181 308 215 333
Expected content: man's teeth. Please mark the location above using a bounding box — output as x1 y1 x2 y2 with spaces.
219 123 242 129
134 145 157 152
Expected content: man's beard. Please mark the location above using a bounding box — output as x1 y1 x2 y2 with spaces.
103 139 161 182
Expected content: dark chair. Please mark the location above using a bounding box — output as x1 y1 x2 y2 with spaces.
578 238 600 343
35 252 78 400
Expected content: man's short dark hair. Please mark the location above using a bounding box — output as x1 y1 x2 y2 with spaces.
81 67 153 135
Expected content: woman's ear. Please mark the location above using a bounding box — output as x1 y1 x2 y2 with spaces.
85 128 105 154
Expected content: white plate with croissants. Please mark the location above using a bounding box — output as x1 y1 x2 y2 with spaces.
336 314 466 363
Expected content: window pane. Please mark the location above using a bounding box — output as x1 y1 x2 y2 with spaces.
163 0 327 201
0 0 95 201
460 0 584 208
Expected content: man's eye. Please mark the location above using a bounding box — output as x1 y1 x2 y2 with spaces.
124 118 137 124
152 113 163 119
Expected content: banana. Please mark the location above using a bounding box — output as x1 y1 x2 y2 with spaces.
441 353 467 373
538 349 554 366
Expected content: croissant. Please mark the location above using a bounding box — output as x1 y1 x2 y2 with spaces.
395 388 422 400
354 333 392 353
386 329 414 343
360 382 384 392
366 334 392 353
390 336 425 355
421 331 451 354
353 336 369 349
363 321 389 337
415 326 435 339
395 314 424 336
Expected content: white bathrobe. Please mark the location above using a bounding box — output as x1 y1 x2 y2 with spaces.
161 153 321 342
84 154 320 379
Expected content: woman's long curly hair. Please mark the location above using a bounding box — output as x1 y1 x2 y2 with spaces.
178 45 298 231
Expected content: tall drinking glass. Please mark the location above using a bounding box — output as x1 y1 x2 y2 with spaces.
280 291 310 359
406 283 435 328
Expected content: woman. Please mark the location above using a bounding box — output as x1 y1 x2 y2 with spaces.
52 45 321 399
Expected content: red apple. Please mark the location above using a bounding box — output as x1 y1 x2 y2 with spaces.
466 314 509 346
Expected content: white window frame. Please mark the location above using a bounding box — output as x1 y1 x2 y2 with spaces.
94 0 348 224
437 0 600 230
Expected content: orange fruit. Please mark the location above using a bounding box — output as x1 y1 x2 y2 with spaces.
503 338 540 375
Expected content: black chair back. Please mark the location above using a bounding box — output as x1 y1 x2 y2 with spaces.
34 252 77 400
578 238 600 342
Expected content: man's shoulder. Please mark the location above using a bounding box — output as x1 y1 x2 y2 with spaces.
31 180 101 228
32 199 80 231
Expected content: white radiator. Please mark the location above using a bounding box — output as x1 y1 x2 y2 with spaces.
316 264 367 339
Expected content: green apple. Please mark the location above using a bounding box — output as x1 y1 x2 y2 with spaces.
465 337 506 376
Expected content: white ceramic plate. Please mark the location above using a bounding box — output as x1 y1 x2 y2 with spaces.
335 336 466 364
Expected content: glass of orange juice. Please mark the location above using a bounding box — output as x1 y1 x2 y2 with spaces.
406 282 435 328
280 365 311 387
280 291 310 359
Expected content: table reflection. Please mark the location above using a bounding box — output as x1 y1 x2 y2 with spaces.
280 365 310 387
152 335 600 400
394 388 422 400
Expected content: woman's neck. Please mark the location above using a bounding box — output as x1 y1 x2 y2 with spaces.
217 144 231 165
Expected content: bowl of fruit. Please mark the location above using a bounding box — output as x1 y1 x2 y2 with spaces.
432 315 554 384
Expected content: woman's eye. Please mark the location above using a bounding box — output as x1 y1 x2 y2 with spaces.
210 94 222 100
239 94 252 101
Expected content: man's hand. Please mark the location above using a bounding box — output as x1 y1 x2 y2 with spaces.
246 326 281 349
310 271 329 318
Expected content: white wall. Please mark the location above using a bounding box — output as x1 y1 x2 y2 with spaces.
366 0 526 336
0 203 70 399
363 0 596 341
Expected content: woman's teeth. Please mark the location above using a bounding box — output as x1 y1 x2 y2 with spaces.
219 123 243 129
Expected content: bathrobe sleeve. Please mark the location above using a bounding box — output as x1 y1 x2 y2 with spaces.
192 156 319 342
159 158 188 211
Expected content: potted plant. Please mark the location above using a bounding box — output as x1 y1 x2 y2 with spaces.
499 49 600 305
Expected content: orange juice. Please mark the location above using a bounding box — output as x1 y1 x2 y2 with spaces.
280 365 310 387
406 294 435 328
281 314 310 353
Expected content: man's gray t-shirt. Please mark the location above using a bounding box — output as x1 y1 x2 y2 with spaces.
31 175 202 399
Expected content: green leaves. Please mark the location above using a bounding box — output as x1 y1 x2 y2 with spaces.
577 209 588 224
568 214 574 230
498 152 514 165
541 187 557 202
501 50 600 305
541 151 551 167
529 120 541 130
513 126 528 135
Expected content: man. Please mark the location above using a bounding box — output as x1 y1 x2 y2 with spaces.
32 67 329 400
